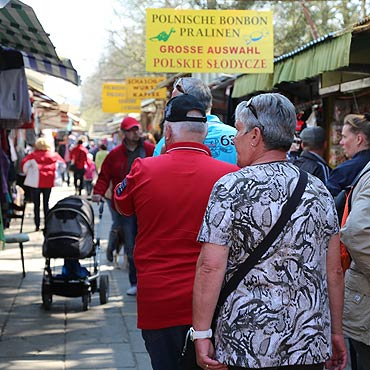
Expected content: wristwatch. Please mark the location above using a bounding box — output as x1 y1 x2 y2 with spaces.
189 327 213 341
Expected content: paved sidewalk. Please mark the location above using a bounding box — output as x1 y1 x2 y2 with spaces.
0 185 151 369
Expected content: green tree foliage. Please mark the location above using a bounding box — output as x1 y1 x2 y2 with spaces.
271 1 368 56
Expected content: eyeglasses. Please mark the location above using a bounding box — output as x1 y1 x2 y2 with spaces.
245 99 264 134
173 78 186 94
246 99 259 121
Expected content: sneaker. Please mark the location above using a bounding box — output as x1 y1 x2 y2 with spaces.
126 285 137 296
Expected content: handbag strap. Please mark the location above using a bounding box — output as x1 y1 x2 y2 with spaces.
214 170 308 319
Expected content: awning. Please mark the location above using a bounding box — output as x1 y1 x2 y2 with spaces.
0 0 79 85
21 51 79 86
232 32 352 98
273 32 352 85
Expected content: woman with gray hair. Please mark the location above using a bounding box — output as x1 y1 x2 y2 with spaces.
192 93 347 370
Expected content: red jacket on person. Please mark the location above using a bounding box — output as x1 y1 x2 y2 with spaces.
21 150 66 188
93 139 154 199
70 144 88 170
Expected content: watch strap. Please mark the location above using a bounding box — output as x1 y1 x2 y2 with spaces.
190 327 212 341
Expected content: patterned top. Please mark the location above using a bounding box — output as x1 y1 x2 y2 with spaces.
198 162 339 368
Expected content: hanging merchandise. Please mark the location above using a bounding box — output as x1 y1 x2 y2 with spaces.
21 95 35 129
0 134 10 202
295 112 305 133
0 47 32 128
306 105 318 128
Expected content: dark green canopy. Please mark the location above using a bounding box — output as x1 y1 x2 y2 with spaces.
0 0 79 85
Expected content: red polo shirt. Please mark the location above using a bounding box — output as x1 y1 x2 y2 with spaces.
114 142 238 329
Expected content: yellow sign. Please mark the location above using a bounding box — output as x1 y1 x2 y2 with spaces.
102 83 141 113
146 8 273 74
126 76 167 99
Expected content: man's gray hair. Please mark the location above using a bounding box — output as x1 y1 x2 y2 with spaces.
181 77 212 113
235 93 296 151
300 126 326 150
166 121 207 141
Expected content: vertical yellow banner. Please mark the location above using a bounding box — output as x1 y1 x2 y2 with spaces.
146 8 273 74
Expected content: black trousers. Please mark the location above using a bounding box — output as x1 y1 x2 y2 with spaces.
73 168 85 195
349 338 370 370
31 187 51 229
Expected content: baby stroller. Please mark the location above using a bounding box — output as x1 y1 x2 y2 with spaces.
41 196 109 311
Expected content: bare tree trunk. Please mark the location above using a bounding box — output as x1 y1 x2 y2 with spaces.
361 0 367 18
301 1 318 39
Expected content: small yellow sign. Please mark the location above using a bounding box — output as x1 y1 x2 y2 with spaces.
146 8 273 74
126 76 167 99
102 83 141 113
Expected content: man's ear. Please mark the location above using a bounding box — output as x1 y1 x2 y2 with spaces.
164 123 172 143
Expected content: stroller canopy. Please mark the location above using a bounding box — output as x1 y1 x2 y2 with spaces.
43 196 95 259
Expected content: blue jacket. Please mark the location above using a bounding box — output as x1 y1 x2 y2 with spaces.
326 149 370 196
153 115 237 165
292 150 331 183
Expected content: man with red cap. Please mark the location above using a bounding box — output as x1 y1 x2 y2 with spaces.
93 116 155 295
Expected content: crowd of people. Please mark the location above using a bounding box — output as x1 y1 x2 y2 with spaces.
16 76 370 370
110 79 370 370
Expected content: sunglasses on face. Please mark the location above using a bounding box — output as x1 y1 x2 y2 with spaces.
174 78 186 94
245 98 264 134
246 99 259 121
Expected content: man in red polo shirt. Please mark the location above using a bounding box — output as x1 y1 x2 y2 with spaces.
114 94 238 370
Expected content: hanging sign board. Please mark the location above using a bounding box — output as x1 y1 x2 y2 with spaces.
126 76 167 99
102 83 141 113
146 8 273 74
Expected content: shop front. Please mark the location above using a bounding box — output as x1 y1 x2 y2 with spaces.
230 17 370 167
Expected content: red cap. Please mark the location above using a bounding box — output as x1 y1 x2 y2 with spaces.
120 116 141 131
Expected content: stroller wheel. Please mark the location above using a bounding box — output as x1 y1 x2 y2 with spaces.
42 281 52 310
82 293 90 311
99 275 109 304
42 292 53 310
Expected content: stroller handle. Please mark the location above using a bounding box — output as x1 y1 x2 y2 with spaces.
98 200 104 219
96 200 104 246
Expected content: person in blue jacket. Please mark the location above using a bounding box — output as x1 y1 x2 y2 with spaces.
326 113 370 196
153 77 237 165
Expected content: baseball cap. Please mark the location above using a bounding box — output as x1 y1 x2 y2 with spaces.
165 94 207 123
120 116 141 131
300 126 326 147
